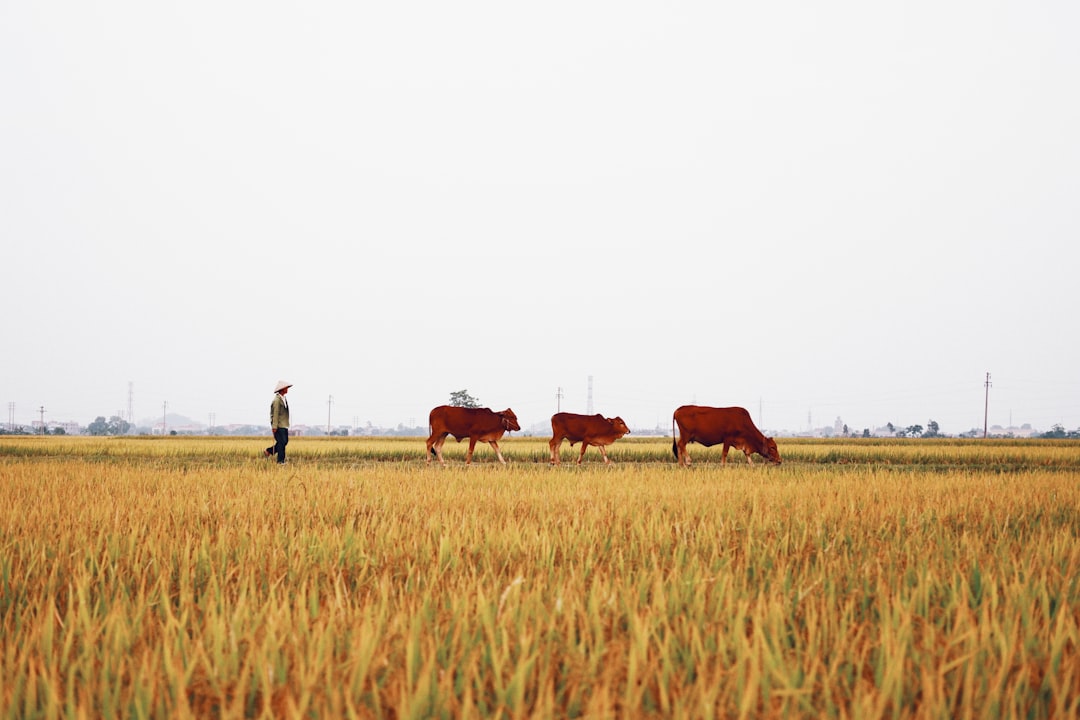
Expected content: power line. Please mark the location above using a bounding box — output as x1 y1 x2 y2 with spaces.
983 372 992 439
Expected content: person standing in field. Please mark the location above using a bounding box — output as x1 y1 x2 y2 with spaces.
265 380 292 464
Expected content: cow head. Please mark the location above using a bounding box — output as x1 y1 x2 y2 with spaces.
762 436 782 464
499 409 521 432
610 417 630 436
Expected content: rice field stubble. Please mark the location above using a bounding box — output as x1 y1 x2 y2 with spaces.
2 436 1078 718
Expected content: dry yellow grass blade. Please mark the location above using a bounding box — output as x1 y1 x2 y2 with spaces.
2 436 1079 717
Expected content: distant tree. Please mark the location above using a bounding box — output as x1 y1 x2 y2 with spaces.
1055 424 1075 438
88 415 130 435
922 420 941 438
1041 424 1067 439
886 422 896 435
52 427 66 435
449 389 481 408
862 428 870 438
906 424 924 438
842 424 850 436
106 416 131 435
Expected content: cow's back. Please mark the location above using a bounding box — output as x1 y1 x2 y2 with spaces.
430 405 480 435
429 405 457 433
674 405 757 444
551 412 596 441
430 405 506 439
552 413 628 444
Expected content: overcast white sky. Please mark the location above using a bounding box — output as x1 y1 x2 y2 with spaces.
2 1 1078 435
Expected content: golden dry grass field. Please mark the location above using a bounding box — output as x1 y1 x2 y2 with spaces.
2 435 1079 718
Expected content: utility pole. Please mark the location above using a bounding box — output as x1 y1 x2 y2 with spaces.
555 387 563 413
983 372 992 439
7 402 13 431
39 406 45 434
327 395 334 434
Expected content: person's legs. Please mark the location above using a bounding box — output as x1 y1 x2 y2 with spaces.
274 428 289 463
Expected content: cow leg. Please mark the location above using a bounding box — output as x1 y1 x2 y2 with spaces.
721 444 730 464
734 439 754 464
597 445 612 465
465 437 479 465
489 440 508 464
577 442 589 465
426 433 448 465
549 436 562 465
677 439 691 466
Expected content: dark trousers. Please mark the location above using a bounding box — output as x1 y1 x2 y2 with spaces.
267 428 289 463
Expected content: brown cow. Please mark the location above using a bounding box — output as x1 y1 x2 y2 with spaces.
672 405 781 466
549 413 630 465
426 405 521 465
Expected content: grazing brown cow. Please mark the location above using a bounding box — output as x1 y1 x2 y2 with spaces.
672 405 781 466
549 413 631 466
426 405 521 465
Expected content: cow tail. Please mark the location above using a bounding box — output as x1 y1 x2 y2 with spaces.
672 417 678 459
